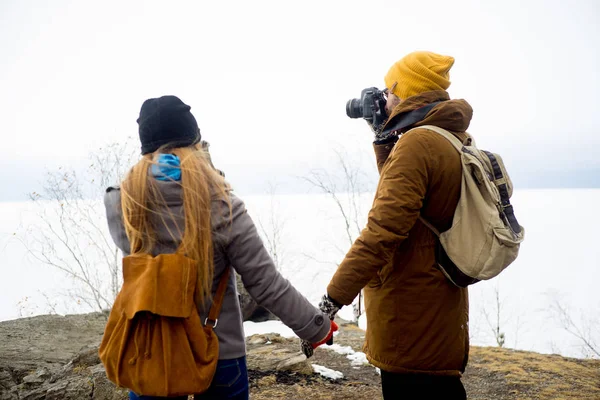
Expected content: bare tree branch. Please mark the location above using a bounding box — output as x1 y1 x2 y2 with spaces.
302 170 355 246
19 138 138 312
301 147 376 322
482 284 506 348
548 294 599 358
256 182 286 271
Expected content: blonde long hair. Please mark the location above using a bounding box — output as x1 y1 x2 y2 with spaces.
120 144 230 305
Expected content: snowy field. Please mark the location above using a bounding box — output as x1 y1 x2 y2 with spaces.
0 189 598 359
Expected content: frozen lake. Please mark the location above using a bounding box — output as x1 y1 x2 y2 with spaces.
0 189 598 359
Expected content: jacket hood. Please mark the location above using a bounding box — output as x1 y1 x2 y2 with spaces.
385 90 473 133
105 180 183 210
151 180 184 207
106 175 232 212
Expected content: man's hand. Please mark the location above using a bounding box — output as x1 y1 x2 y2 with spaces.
301 320 339 358
319 294 342 321
301 295 343 358
368 119 400 145
374 129 400 145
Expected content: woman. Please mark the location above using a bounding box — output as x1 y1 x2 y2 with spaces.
104 95 336 399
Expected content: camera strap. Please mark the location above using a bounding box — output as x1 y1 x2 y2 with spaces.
378 101 442 139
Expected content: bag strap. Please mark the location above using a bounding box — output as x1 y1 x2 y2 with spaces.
408 125 466 237
408 124 473 151
204 267 231 328
418 215 441 237
481 151 522 234
379 102 442 136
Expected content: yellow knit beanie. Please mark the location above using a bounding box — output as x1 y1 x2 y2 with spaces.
384 51 455 99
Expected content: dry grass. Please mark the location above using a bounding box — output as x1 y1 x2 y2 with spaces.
244 321 600 400
465 346 600 399
251 379 382 400
245 331 600 400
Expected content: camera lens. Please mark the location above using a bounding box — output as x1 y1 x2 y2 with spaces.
346 99 363 119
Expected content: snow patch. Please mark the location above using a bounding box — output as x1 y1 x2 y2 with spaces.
326 343 369 366
347 351 368 366
243 320 297 338
327 344 355 355
312 364 344 380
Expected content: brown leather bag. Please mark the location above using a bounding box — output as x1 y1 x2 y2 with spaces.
99 249 230 397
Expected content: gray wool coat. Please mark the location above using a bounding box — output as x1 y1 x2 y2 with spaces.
104 180 330 359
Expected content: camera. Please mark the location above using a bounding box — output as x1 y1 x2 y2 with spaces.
345 87 388 130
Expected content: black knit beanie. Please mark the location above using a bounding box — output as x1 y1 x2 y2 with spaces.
137 95 201 155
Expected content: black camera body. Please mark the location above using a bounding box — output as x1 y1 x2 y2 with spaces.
345 87 388 131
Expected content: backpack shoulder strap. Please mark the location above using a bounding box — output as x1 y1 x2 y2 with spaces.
204 267 231 328
407 124 472 152
409 125 468 236
418 215 441 237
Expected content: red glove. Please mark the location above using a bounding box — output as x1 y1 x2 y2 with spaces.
312 320 339 349
300 320 340 358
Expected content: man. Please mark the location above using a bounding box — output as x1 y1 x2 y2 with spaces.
320 51 471 399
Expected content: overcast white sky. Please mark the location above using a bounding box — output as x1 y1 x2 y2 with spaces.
1 0 598 200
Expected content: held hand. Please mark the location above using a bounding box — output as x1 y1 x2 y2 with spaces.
312 320 339 348
319 294 342 321
300 320 339 358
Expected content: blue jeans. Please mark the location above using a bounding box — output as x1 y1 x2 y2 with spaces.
129 356 249 400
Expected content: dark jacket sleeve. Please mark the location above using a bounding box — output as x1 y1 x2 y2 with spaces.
327 129 434 305
216 194 331 343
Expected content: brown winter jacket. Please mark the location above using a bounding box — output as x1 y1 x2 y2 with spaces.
327 90 471 376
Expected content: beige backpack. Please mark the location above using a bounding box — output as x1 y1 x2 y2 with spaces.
414 125 525 287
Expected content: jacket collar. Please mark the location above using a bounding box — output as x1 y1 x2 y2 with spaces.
383 90 473 134
386 91 450 127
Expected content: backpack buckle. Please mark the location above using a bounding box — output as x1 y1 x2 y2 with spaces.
204 317 218 328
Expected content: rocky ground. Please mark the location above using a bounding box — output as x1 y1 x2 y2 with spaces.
0 312 599 399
